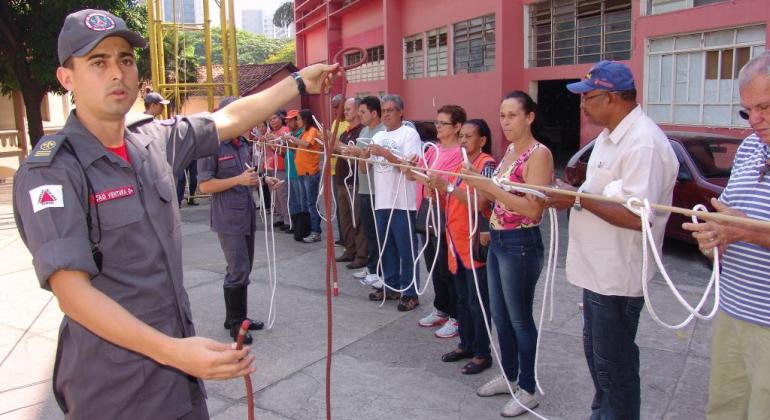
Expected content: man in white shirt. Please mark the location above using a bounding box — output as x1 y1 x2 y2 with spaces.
546 60 678 420
365 94 422 311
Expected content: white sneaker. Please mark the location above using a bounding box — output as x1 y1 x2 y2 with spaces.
418 308 449 327
353 269 369 280
477 374 518 397
370 278 384 288
434 318 459 338
501 388 543 417
302 232 322 243
361 273 381 287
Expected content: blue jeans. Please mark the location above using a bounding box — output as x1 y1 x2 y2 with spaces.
375 209 419 297
300 172 321 233
486 227 543 394
582 288 644 420
453 259 490 358
288 176 304 215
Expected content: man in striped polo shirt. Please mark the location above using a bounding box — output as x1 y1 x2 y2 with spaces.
684 51 770 420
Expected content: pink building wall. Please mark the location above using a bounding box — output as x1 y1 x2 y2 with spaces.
295 0 769 157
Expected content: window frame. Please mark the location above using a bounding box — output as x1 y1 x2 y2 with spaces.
453 13 496 74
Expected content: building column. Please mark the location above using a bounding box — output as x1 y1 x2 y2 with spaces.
382 0 403 96
494 0 524 157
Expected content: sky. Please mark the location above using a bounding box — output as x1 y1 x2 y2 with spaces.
208 0 289 27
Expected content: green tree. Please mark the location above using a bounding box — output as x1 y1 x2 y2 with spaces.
273 1 294 29
264 40 296 65
193 28 286 66
0 0 146 147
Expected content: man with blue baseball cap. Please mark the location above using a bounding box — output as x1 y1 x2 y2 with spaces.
13 8 340 420
546 61 679 419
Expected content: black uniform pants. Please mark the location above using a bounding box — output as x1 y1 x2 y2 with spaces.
218 232 255 288
422 232 457 318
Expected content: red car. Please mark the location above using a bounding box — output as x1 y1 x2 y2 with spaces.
563 131 742 244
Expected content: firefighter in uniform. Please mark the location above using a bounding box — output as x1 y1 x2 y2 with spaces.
12 9 338 419
198 96 284 345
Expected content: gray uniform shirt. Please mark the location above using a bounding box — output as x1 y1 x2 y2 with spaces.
197 138 257 235
13 111 218 420
358 123 385 195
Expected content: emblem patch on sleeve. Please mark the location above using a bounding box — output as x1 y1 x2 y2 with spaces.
29 185 64 213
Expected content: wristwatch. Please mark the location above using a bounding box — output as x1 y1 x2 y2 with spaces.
446 184 455 194
291 72 306 96
573 194 582 211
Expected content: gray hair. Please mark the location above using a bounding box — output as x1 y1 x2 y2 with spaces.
332 94 345 105
345 96 362 107
381 94 404 111
738 50 770 88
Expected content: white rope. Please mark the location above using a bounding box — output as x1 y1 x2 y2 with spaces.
342 141 358 229
625 198 721 329
464 180 550 420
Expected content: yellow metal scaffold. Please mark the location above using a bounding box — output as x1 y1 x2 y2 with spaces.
146 0 239 114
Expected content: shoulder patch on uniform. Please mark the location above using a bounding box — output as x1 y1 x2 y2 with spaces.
29 185 64 213
125 112 156 128
26 135 67 167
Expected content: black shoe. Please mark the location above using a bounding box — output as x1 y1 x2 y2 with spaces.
279 224 290 231
461 357 493 375
441 349 473 363
230 324 253 344
187 198 199 206
224 317 264 331
346 260 367 269
273 221 285 228
334 239 344 246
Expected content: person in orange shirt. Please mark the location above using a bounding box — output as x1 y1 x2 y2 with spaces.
293 109 323 242
429 119 497 376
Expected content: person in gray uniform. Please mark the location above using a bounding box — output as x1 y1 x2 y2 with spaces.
12 9 338 420
198 96 283 345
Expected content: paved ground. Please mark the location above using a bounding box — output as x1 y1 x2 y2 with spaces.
0 188 716 420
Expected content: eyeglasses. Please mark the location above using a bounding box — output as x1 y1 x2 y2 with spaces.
580 92 607 104
434 121 453 127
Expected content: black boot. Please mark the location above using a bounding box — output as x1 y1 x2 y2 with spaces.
226 286 253 345
223 287 264 331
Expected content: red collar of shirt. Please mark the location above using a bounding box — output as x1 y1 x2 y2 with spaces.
105 141 130 163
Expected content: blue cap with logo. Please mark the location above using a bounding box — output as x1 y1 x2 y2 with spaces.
566 60 636 94
58 9 146 65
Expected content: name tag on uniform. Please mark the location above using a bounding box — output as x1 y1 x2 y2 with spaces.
91 186 135 204
29 185 63 213
218 155 235 161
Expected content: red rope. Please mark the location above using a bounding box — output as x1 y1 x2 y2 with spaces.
235 319 255 420
320 47 367 420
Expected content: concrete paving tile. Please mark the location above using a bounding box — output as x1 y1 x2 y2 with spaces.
0 334 57 392
688 318 713 359
212 404 290 420
662 354 710 420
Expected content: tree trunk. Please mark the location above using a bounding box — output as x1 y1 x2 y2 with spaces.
20 87 45 148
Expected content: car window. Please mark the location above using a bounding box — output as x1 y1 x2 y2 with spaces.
579 145 594 164
682 140 739 178
670 143 692 181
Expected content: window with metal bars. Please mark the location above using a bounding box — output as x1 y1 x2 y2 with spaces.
647 0 725 15
427 27 449 76
404 34 424 79
529 0 631 67
454 14 495 74
345 46 385 83
645 25 765 127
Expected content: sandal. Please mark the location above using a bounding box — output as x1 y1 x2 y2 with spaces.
461 357 492 375
441 349 473 363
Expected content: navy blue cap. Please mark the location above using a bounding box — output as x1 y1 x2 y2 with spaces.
58 9 146 65
566 60 636 94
